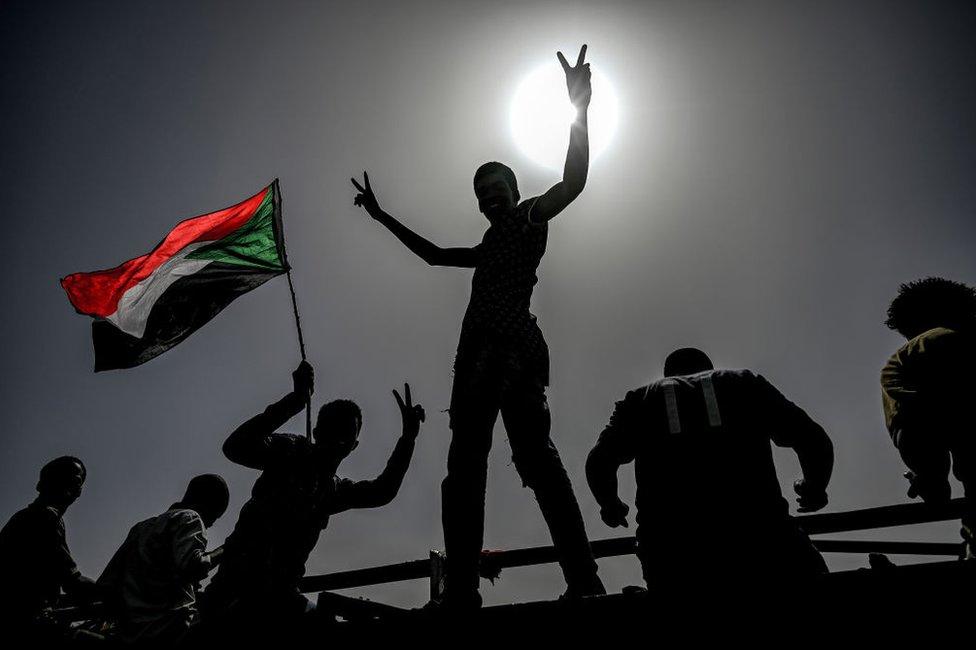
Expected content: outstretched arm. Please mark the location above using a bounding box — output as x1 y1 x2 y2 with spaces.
351 172 479 268
532 45 592 224
223 362 313 470
586 392 638 529
331 384 426 512
757 374 834 512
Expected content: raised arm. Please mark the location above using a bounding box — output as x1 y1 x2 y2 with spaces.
586 391 639 529
756 374 834 512
351 172 479 268
222 362 313 470
532 45 592 224
331 384 425 512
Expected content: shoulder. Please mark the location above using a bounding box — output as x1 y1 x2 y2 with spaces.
27 503 63 529
1 505 42 536
274 432 308 444
915 326 962 350
165 509 206 533
518 197 547 227
167 508 204 524
889 327 958 364
613 385 654 414
707 368 760 385
269 432 312 454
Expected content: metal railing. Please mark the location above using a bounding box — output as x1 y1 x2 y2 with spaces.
298 497 970 598
51 497 969 623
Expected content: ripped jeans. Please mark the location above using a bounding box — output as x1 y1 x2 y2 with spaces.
441 341 602 599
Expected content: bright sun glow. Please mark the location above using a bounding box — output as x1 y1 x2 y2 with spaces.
510 62 619 170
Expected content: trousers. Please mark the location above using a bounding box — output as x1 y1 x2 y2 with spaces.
441 350 602 599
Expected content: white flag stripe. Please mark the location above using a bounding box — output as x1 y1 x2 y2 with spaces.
105 242 213 339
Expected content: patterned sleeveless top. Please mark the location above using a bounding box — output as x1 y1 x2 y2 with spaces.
456 198 550 385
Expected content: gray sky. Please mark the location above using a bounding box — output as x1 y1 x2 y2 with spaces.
1 0 974 607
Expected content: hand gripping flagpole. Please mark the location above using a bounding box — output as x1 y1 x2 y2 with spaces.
274 179 313 441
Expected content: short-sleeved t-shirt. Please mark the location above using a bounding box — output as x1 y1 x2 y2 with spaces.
97 508 209 630
212 434 348 595
457 198 550 385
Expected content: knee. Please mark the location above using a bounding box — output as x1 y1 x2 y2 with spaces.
512 443 568 490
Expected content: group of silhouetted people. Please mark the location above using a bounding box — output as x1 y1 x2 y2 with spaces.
3 43 974 645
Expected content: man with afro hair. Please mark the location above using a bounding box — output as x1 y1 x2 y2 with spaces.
881 277 976 556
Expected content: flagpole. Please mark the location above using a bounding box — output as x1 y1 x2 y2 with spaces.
285 268 312 441
275 178 312 442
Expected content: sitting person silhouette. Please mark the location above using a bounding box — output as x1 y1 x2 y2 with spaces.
0 456 100 637
98 473 229 646
881 277 976 557
587 348 833 587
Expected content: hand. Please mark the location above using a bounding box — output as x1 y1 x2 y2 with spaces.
393 383 425 440
292 360 314 400
793 479 828 513
351 171 381 217
557 44 592 109
600 500 629 528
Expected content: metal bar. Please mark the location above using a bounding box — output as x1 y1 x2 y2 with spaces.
812 539 962 556
299 498 969 592
300 559 431 592
798 498 968 535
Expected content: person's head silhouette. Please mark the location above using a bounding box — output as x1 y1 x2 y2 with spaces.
473 161 520 221
180 474 230 528
885 277 976 340
314 399 362 461
663 348 714 377
37 456 86 511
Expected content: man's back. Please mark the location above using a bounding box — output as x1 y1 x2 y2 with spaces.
99 508 208 628
632 370 798 521
590 368 832 579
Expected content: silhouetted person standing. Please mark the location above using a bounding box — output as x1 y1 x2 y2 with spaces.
350 45 604 606
0 456 99 635
98 474 229 646
202 361 424 625
587 348 833 587
881 277 976 556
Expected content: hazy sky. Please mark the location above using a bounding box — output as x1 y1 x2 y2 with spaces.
1 1 974 608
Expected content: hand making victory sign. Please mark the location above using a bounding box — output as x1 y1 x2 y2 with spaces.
393 383 425 441
557 44 592 109
351 172 380 217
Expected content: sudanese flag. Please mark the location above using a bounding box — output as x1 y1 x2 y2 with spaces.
62 180 289 371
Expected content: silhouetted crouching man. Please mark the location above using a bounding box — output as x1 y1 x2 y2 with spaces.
881 277 976 556
201 362 424 630
97 474 229 646
587 348 833 588
351 44 604 608
0 456 100 640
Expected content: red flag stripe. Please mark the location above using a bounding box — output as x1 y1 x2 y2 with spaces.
61 185 270 318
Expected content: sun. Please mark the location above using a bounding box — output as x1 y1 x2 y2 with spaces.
510 61 619 170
